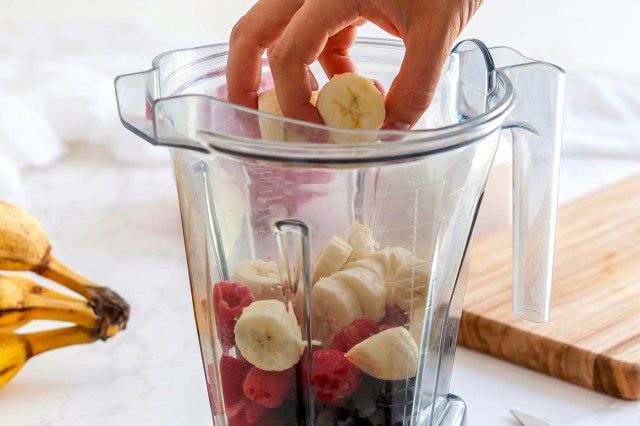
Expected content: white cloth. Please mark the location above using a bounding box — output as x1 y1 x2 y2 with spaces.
563 71 640 158
0 20 207 169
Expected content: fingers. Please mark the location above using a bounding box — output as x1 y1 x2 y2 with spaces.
318 25 359 78
382 29 454 129
227 0 303 108
269 0 361 123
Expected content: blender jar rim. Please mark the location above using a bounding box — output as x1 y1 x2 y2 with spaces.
139 38 517 163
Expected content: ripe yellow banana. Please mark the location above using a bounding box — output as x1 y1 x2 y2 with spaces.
0 202 129 331
0 326 97 389
0 274 98 332
6 274 84 303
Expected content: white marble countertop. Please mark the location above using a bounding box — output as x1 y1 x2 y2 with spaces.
0 143 639 426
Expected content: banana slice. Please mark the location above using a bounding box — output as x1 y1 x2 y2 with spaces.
316 73 385 144
311 235 352 284
346 326 418 380
311 276 363 347
408 308 426 346
346 222 376 262
371 247 414 280
333 267 385 322
232 259 282 301
258 88 318 142
234 300 305 371
341 258 385 280
389 257 430 311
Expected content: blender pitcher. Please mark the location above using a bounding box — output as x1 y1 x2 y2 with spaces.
115 38 564 426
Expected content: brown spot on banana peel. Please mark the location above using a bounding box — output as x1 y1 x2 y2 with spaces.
31 251 53 275
0 365 21 377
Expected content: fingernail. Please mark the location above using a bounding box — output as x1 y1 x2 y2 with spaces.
382 121 410 131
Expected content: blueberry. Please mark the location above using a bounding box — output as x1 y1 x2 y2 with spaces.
274 401 298 425
345 379 377 418
367 409 386 426
389 406 410 426
375 378 415 409
316 408 339 426
335 411 358 426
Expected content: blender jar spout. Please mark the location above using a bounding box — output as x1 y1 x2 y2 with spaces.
115 68 159 144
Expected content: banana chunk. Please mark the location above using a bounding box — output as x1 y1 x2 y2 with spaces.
311 235 352 284
342 258 385 279
311 276 363 347
389 257 430 311
232 259 283 301
333 267 385 322
371 247 414 280
346 222 377 262
316 73 385 144
258 88 318 142
346 326 419 381
234 300 305 371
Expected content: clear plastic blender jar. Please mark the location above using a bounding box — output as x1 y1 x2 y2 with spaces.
115 38 564 426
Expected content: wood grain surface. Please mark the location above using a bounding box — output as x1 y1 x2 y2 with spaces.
460 175 640 399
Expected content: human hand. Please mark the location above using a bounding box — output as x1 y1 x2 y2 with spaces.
226 0 483 130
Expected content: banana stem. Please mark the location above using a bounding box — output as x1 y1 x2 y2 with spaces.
25 326 96 358
39 256 98 298
38 256 130 334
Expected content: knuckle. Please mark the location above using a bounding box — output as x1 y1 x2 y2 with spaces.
268 43 290 70
229 19 246 45
397 87 434 111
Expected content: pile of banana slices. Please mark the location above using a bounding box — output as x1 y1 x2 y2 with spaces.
231 222 429 381
0 201 129 388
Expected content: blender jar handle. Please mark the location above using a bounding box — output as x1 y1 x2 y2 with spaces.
492 47 566 323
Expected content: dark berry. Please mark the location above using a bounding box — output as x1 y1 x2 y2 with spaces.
344 376 378 418
310 349 361 403
316 408 339 426
213 281 255 350
243 367 295 408
375 378 415 409
331 319 380 352
335 411 358 426
382 304 408 328
367 409 386 426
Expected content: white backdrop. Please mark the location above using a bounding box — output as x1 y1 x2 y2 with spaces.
3 0 639 74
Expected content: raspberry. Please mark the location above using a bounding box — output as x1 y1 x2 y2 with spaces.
382 304 408 327
243 367 295 408
226 400 270 426
220 355 252 415
214 281 255 350
310 349 361 403
330 319 380 352
244 400 266 424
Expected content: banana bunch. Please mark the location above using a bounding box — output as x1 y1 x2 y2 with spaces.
0 201 129 388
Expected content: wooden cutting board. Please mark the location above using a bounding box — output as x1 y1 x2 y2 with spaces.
460 175 640 400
